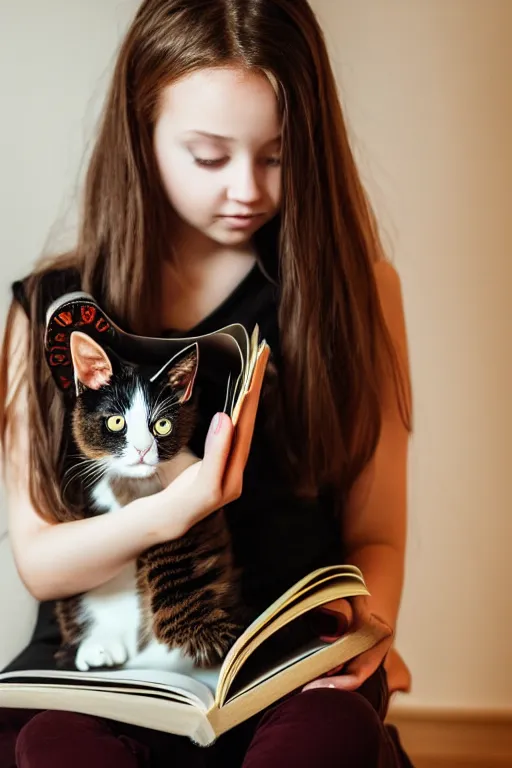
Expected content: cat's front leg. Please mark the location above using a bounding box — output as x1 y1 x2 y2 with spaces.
182 613 242 667
74 562 141 671
75 633 131 671
142 513 244 668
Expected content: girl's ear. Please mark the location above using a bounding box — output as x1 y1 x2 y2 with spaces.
70 331 113 393
166 343 199 404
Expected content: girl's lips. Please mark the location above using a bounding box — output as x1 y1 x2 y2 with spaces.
219 214 264 228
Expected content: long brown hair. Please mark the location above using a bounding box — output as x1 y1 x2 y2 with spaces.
0 0 410 522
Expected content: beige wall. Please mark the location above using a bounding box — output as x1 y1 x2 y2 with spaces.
1 0 511 713
311 0 512 712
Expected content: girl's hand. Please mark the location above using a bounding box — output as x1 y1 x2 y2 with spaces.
302 595 394 692
156 412 242 538
156 446 202 488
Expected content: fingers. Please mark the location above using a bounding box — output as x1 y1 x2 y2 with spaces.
199 413 234 501
319 598 354 634
301 628 395 694
308 610 351 641
323 598 353 613
338 644 387 689
301 645 384 693
325 663 345 676
349 595 372 628
349 597 394 642
302 671 364 693
157 447 200 487
307 597 354 642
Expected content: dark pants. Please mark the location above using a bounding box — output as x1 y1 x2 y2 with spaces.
0 667 413 767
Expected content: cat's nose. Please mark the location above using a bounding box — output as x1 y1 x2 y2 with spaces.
135 445 151 459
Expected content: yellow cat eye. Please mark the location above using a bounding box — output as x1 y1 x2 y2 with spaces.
106 415 126 433
153 418 172 437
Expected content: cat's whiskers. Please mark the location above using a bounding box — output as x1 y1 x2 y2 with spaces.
154 393 178 410
62 463 97 496
63 457 96 482
152 387 171 411
154 385 179 408
81 464 110 493
62 457 109 497
114 396 129 414
79 460 110 494
152 392 179 422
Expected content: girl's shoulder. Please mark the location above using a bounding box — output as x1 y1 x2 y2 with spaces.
12 264 82 324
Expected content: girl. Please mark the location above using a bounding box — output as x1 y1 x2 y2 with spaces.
0 0 413 766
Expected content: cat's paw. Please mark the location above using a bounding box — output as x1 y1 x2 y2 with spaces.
75 636 129 671
185 620 241 668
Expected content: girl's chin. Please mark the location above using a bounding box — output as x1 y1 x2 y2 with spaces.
208 224 256 244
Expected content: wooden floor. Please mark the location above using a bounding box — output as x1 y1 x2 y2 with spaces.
412 759 512 768
387 706 512 768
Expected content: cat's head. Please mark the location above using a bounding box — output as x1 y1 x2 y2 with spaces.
69 331 199 479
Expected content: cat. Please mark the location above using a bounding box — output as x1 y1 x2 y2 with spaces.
55 330 243 672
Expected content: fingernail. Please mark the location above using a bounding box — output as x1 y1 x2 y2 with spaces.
209 413 221 436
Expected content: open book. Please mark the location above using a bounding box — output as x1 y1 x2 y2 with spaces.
0 565 388 746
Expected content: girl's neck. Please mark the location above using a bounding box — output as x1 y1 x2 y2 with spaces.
159 222 258 332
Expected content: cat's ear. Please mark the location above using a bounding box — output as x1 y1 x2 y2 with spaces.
69 331 113 393
166 343 199 404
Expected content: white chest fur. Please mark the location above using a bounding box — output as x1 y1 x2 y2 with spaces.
90 475 122 513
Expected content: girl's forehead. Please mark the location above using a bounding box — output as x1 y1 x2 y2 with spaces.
156 66 281 144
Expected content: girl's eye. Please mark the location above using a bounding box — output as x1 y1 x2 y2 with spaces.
106 415 126 433
193 157 281 169
153 418 172 436
193 157 227 168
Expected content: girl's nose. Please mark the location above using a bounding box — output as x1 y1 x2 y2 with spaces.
227 161 262 204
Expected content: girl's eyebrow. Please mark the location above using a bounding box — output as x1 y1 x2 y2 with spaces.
183 130 281 146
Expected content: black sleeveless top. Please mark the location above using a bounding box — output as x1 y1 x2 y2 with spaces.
5 262 343 672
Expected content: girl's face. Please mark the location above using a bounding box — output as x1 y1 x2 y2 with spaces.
153 66 282 246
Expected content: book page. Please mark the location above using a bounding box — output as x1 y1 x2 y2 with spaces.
231 337 268 424
0 666 216 711
0 685 216 745
219 566 365 676
226 636 330 702
4 681 201 707
216 577 371 705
